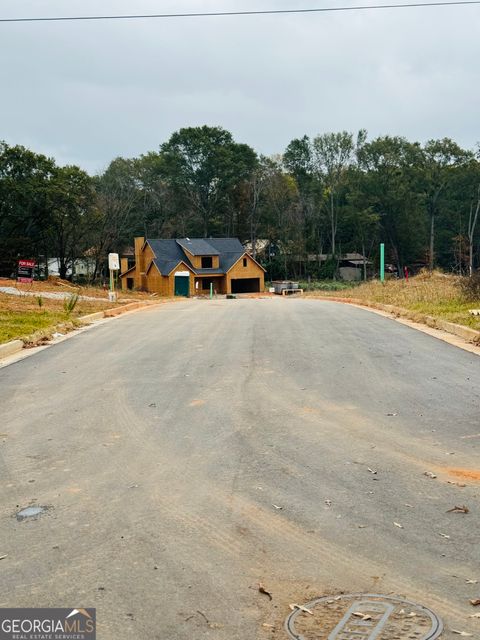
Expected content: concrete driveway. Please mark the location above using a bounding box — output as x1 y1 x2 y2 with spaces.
0 298 479 639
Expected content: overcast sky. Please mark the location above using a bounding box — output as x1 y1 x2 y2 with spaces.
1 0 479 173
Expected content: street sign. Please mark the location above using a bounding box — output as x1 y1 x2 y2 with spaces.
17 259 36 283
108 253 120 271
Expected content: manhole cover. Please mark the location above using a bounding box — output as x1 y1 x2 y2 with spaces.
285 593 443 640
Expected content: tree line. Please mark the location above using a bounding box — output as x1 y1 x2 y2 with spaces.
1 126 479 281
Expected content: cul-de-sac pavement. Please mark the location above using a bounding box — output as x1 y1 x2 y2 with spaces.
1 298 479 639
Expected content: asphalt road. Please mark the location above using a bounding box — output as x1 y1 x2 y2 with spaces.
0 298 479 639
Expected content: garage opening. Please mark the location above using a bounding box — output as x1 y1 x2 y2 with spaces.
231 278 260 294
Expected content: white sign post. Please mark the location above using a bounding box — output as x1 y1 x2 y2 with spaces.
108 253 120 302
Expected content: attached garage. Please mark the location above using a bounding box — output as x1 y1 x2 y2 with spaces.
231 278 261 294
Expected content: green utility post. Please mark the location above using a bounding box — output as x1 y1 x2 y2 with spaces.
210 282 213 300
380 243 385 283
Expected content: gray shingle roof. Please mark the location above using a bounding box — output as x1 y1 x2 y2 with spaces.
206 238 245 272
146 239 193 275
176 238 220 256
146 237 252 275
194 269 225 275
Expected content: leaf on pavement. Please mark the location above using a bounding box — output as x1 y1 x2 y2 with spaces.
424 471 437 479
466 580 478 584
447 505 470 514
451 631 473 636
352 612 372 621
439 533 450 539
470 599 480 606
289 604 313 615
258 583 272 601
367 468 377 475
272 504 283 510
394 522 404 529
0 555 7 561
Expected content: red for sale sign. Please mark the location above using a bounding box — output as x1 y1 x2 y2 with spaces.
17 259 36 283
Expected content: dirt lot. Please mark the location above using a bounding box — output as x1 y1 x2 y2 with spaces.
0 277 151 301
0 277 154 345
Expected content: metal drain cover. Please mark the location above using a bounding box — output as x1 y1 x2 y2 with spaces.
285 593 443 640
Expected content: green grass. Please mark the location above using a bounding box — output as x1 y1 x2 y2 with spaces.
298 280 360 292
0 289 118 345
407 301 480 329
0 309 67 344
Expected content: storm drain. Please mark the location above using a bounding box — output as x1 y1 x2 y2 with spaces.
285 594 443 640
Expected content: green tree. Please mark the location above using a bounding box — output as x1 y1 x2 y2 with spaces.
311 131 366 263
0 142 55 276
421 138 472 269
358 136 426 273
93 157 142 279
46 165 96 280
159 126 257 237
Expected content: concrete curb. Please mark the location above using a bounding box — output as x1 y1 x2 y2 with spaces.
79 301 155 323
103 301 154 318
0 340 24 358
313 296 480 344
79 311 104 322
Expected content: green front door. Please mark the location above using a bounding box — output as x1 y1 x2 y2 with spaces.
174 275 189 297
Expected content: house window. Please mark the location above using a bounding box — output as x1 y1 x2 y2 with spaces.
202 256 213 269
243 258 247 267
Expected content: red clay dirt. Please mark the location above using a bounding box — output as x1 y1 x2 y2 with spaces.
446 468 480 482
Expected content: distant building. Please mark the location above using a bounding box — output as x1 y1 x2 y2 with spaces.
120 237 265 296
45 258 96 279
243 239 280 260
301 252 372 280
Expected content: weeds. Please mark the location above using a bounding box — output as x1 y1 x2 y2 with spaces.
305 270 480 330
63 293 79 315
460 272 480 302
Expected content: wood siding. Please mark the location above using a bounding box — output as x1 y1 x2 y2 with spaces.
122 238 264 296
226 255 265 293
183 249 220 270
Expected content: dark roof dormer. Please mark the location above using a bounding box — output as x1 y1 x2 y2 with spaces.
176 238 220 256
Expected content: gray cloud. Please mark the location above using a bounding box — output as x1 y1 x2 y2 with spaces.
1 0 479 173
